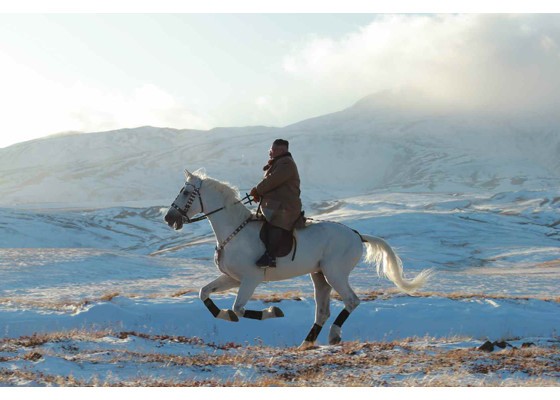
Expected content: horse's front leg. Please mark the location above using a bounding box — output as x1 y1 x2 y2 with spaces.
199 274 240 322
234 278 284 321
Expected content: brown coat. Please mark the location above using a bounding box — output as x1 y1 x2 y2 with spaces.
256 153 302 231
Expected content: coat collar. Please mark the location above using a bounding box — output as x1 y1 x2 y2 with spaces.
263 152 292 171
273 152 292 161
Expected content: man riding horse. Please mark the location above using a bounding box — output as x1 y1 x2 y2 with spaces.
250 139 303 268
165 152 431 347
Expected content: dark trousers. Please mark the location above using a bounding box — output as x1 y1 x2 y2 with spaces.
260 221 292 258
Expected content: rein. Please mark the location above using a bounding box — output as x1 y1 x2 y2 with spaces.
171 181 255 224
171 180 259 267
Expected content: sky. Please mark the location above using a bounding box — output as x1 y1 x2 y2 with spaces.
1 4 560 148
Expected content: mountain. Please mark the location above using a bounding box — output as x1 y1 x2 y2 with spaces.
0 125 277 207
1 91 559 207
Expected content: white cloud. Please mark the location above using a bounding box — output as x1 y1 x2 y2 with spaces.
3 13 560 149
250 95 291 126
255 95 270 108
62 83 211 132
283 14 560 116
0 55 210 148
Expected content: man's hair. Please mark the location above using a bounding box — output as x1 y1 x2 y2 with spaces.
273 139 289 149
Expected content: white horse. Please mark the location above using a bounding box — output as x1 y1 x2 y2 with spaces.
164 169 432 349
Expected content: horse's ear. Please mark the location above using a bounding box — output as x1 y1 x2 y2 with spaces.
184 169 193 180
193 167 206 178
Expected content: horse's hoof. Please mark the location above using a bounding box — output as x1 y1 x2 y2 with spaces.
328 325 342 345
269 306 284 318
298 341 318 351
217 309 239 322
329 336 342 345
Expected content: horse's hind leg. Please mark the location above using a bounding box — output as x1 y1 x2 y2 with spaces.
300 272 332 350
326 276 360 345
199 274 240 322
233 278 284 320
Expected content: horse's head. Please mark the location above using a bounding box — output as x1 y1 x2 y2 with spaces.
164 169 205 230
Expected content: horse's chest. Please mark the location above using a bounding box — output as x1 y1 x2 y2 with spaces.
214 248 228 274
214 249 244 280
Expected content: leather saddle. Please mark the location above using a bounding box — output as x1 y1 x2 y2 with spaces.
258 211 307 259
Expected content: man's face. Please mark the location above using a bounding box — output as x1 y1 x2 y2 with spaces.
269 144 287 158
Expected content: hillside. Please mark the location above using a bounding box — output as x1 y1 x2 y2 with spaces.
1 92 559 208
1 93 560 387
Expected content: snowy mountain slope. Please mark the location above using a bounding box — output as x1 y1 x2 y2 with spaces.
1 92 559 207
284 95 560 193
1 189 559 299
0 126 277 207
1 188 559 387
1 93 560 387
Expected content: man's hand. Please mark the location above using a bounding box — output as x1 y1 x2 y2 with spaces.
250 187 260 202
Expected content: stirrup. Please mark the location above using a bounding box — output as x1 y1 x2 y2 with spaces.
256 253 276 268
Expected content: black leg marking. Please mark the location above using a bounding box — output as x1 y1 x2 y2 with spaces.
243 310 263 320
243 306 284 320
333 308 350 327
203 298 220 317
304 323 323 343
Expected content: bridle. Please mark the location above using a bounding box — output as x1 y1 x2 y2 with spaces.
171 181 206 223
171 179 254 224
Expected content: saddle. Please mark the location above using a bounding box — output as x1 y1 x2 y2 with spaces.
258 211 307 260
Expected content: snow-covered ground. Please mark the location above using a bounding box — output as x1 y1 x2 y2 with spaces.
1 94 559 386
1 188 559 386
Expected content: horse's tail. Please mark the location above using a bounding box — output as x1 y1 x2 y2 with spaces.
362 234 433 294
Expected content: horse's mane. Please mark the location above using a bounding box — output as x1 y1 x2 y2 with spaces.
195 172 252 220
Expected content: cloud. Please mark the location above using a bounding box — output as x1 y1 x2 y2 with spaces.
0 54 210 148
63 83 211 133
283 14 560 116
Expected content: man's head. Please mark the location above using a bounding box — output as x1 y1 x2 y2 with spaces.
269 139 289 159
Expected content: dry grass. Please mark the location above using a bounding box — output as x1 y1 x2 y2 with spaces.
0 292 121 313
101 340 560 387
171 289 197 297
1 330 558 387
0 368 85 386
253 289 560 304
0 328 114 349
252 290 305 303
2 287 557 316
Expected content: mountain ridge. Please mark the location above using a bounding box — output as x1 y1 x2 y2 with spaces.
1 92 559 207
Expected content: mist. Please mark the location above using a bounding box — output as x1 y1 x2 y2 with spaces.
2 13 560 149
284 14 560 120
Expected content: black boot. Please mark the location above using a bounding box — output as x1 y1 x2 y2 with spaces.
256 252 276 268
257 221 280 268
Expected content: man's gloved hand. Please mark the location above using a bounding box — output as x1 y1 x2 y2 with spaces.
250 187 260 202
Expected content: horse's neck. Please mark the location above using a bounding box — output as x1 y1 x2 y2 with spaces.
203 189 251 243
